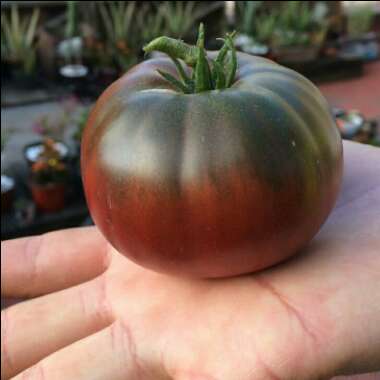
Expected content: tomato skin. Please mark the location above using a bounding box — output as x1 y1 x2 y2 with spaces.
81 53 343 278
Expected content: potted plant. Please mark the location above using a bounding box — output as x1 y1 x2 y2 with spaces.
333 108 377 144
24 98 76 166
1 5 40 86
160 1 224 41
134 3 167 50
83 37 118 87
29 138 69 213
57 0 90 95
340 3 378 61
139 1 224 57
235 1 276 57
271 1 328 63
24 138 70 167
97 1 139 74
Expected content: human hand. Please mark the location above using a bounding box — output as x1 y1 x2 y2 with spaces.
1 141 380 380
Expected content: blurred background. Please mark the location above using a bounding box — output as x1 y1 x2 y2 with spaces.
1 1 380 240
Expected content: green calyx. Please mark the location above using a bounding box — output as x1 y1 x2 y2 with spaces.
143 24 237 94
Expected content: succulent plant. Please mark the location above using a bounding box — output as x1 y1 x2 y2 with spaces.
31 139 68 185
346 3 375 37
1 6 40 75
97 1 139 70
65 0 78 39
160 1 223 40
237 1 263 37
135 3 166 46
272 1 328 47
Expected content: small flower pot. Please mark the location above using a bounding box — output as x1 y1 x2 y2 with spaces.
1 175 15 214
30 181 66 213
23 141 70 167
235 35 272 58
242 43 272 58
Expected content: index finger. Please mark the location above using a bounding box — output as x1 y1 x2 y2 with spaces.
1 227 111 298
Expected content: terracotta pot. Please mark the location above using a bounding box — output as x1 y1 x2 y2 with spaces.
30 182 66 213
1 175 15 214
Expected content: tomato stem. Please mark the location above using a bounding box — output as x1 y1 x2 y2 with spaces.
143 37 198 67
143 24 237 94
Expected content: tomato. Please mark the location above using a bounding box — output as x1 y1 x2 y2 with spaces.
81 27 342 277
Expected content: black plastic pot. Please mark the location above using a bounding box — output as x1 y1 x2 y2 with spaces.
272 44 321 63
3 61 41 89
1 61 12 82
339 32 379 61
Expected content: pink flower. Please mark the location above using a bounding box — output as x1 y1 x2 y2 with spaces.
32 120 45 135
61 95 80 114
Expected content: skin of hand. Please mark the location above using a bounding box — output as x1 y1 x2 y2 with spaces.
1 140 380 380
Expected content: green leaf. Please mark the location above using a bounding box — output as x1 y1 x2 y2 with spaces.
170 57 192 86
98 2 114 43
215 31 236 66
11 6 20 47
211 59 226 89
26 8 40 47
157 70 191 93
225 35 237 87
194 23 212 92
123 1 135 36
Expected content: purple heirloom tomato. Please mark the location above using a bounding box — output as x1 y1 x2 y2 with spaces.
81 25 342 277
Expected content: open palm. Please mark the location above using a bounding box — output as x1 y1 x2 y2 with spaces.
2 141 380 380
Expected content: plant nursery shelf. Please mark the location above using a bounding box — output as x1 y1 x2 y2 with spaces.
281 55 364 83
1 199 89 240
1 84 70 108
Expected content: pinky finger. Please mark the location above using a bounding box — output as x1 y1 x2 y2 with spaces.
11 321 166 380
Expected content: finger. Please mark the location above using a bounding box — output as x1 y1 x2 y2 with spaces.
336 141 380 208
1 276 114 379
1 227 111 298
11 321 165 380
